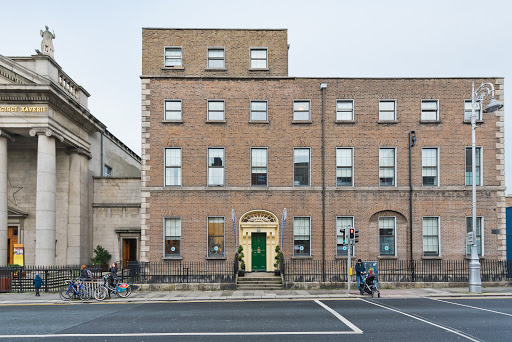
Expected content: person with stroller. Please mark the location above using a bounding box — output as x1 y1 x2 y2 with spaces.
355 259 365 295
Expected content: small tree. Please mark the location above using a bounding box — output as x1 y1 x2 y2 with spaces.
238 245 245 270
274 245 283 269
90 245 112 265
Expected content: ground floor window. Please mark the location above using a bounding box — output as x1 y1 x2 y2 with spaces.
336 217 354 256
164 217 181 256
423 217 440 256
208 217 224 257
293 217 310 256
379 217 395 256
466 217 483 256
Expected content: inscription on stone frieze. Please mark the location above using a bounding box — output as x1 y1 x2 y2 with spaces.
0 106 47 112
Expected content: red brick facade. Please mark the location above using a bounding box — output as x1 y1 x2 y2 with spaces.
140 29 506 265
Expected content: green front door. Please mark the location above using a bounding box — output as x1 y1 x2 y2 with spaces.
251 233 266 271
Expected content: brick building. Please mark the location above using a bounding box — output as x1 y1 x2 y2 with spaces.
140 28 506 271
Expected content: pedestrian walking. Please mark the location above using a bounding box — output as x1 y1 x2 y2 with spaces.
355 259 365 295
33 274 44 296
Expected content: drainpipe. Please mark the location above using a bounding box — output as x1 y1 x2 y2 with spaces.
320 83 327 283
409 131 416 282
100 129 105 176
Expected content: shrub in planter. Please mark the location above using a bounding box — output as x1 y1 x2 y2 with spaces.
238 245 245 276
274 245 283 276
90 245 112 272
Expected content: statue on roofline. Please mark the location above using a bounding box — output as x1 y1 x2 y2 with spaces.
40 25 55 59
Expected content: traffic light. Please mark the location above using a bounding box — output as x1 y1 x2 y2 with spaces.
354 229 359 243
339 228 347 245
349 228 355 239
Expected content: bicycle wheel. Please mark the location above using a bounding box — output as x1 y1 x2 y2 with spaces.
94 286 108 301
116 285 132 298
59 285 72 301
79 286 90 300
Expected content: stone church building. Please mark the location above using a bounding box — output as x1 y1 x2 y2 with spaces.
0 28 141 266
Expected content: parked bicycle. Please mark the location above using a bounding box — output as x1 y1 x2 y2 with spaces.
59 279 90 300
94 275 132 300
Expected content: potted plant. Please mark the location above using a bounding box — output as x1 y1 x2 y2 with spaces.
274 245 283 276
90 245 112 272
238 245 245 276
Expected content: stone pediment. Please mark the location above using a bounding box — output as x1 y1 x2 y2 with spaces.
0 55 44 85
0 65 33 85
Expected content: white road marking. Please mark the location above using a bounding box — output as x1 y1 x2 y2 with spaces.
314 299 363 333
361 299 482 342
0 331 358 338
429 298 512 317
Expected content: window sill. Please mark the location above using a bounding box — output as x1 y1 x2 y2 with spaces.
377 255 398 259
465 256 485 260
463 120 484 124
162 120 184 124
162 256 183 260
335 120 356 124
292 120 312 124
205 120 227 124
161 67 184 71
206 256 226 260
377 120 399 124
164 185 182 188
205 68 227 72
249 68 269 71
249 120 269 124
420 120 441 124
421 256 442 260
291 255 313 259
207 184 225 187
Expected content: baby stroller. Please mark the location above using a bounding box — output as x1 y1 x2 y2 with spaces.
360 272 380 298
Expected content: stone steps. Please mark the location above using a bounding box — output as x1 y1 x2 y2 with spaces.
236 272 283 290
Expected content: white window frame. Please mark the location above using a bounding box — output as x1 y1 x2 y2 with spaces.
207 99 225 121
336 147 354 187
293 147 311 187
378 216 397 256
250 47 268 69
164 100 182 121
207 47 225 69
422 216 441 257
336 216 355 257
421 99 439 121
207 147 225 186
251 147 268 186
207 216 225 257
164 147 182 186
464 99 481 121
163 217 181 257
466 216 484 256
379 100 397 121
379 147 396 186
164 46 182 67
293 216 311 257
250 100 268 121
293 100 311 121
422 147 439 187
465 146 483 186
336 99 354 121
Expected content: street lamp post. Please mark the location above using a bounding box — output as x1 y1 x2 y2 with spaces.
469 81 503 293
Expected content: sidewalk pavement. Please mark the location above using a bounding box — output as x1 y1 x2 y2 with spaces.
1 286 511 305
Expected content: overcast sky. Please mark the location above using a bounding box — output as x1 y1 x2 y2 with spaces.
1 0 511 191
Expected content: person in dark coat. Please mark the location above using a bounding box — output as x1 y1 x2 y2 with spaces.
108 262 118 286
355 259 365 295
80 265 90 280
33 274 44 296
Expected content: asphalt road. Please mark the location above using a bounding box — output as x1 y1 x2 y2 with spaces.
0 297 511 341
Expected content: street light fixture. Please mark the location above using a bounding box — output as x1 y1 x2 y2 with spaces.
469 82 503 293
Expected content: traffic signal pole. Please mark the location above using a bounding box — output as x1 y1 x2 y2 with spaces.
347 239 351 294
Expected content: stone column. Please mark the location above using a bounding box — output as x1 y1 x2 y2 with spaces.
30 128 63 266
0 130 14 265
66 148 91 265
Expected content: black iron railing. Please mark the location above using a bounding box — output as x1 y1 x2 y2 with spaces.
0 265 102 293
283 259 512 283
124 261 235 284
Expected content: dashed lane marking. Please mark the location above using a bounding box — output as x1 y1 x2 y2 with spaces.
314 300 363 334
429 298 512 317
361 299 483 342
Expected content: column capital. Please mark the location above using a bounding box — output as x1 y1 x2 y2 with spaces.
29 128 64 142
0 129 15 142
66 147 92 160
